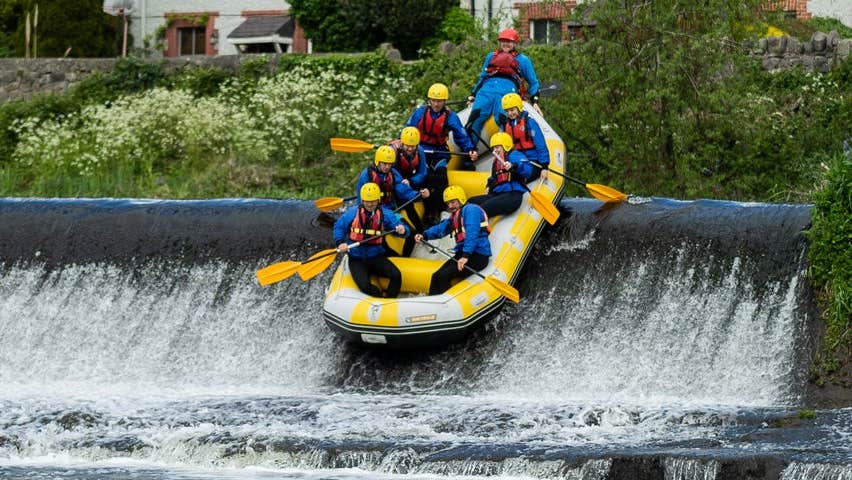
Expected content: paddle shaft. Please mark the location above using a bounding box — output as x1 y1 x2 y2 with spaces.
420 239 487 280
326 230 396 260
423 149 472 157
527 160 585 187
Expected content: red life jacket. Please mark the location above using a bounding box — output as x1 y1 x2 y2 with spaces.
388 139 421 179
491 153 513 186
349 206 384 244
486 50 524 95
417 108 450 146
369 167 395 206
503 113 535 151
450 206 490 243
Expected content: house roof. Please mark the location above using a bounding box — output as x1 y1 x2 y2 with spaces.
227 15 294 40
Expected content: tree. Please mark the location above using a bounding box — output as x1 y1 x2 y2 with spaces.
0 0 118 57
289 0 457 58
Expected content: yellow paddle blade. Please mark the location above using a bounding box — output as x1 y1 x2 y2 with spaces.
587 183 628 203
330 137 376 153
314 196 345 212
298 252 338 281
529 191 560 225
485 276 520 303
256 261 301 286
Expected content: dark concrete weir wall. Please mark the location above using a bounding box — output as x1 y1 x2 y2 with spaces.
0 198 331 265
0 197 812 266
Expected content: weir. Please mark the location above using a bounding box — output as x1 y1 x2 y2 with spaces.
1 196 844 480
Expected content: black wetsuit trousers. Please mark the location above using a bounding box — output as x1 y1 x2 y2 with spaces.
468 190 524 218
348 255 402 298
429 251 490 295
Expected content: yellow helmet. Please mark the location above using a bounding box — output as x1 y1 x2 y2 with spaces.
443 185 467 205
490 132 514 151
501 93 524 112
427 83 449 100
374 145 396 165
401 127 420 146
360 182 382 202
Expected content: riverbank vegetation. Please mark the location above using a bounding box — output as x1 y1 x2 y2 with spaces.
0 2 849 387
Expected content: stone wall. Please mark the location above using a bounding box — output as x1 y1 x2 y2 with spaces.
754 30 852 73
0 55 273 103
0 33 849 103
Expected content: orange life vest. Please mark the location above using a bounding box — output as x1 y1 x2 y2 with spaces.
417 108 450 146
349 206 384 244
450 206 490 243
368 167 395 206
486 50 524 96
503 113 535 151
491 153 513 186
388 139 421 179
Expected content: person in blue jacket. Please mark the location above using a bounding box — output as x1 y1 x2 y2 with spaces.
467 132 534 218
499 93 550 181
388 127 428 189
414 185 491 295
466 28 540 151
334 182 409 298
406 83 479 170
355 145 429 209
356 145 428 255
407 83 480 218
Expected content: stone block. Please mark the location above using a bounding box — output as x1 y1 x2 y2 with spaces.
762 57 781 70
767 36 787 54
786 37 802 54
811 31 827 52
838 39 852 61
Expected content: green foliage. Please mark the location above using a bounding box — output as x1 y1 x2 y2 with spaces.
169 66 232 98
806 149 852 376
808 16 852 39
0 0 118 57
288 0 457 58
0 30 12 57
1 54 411 200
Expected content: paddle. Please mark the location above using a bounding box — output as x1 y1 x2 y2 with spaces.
256 231 395 286
419 239 520 303
528 161 627 203
315 191 422 214
314 195 357 212
527 190 560 225
330 137 379 153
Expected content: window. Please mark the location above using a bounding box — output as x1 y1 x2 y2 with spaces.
179 26 206 55
531 19 562 45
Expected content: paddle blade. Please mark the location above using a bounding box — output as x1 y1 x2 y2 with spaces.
314 196 345 212
256 261 301 286
298 252 337 281
529 191 560 225
587 183 628 203
485 276 520 303
330 137 376 153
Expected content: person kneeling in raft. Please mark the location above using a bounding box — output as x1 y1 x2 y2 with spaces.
414 185 491 295
334 182 409 298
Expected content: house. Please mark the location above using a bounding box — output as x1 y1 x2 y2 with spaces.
463 0 811 45
104 0 309 57
105 1 813 57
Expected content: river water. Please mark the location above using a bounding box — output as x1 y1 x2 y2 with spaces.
0 197 849 479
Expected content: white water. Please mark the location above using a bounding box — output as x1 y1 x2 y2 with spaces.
0 249 848 478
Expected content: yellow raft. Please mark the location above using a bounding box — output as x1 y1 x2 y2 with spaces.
322 104 566 348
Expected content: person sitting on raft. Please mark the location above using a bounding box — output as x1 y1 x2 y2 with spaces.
499 92 550 181
334 182 409 298
467 132 533 218
414 185 491 295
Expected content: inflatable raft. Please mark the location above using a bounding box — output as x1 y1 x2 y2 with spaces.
322 103 566 348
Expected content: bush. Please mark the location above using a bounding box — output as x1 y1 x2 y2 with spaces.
806 149 852 377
